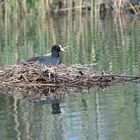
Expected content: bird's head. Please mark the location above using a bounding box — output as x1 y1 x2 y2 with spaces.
52 44 64 52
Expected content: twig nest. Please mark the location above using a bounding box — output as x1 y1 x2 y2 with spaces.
0 63 100 88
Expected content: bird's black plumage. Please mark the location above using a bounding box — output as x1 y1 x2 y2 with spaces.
26 44 64 65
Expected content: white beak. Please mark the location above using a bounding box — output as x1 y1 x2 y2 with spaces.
59 45 65 52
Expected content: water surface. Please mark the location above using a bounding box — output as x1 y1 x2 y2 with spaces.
0 13 140 140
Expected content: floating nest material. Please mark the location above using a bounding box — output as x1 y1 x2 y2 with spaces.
0 63 140 102
0 63 103 88
0 63 101 102
0 63 139 88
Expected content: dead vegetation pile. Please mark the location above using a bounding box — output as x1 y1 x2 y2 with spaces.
0 63 140 89
0 63 140 102
0 63 105 88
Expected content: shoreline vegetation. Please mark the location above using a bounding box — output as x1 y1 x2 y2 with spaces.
0 0 140 18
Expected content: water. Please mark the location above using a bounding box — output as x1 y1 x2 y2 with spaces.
0 83 140 140
0 13 140 140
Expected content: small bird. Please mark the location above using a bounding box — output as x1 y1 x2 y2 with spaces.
25 44 64 65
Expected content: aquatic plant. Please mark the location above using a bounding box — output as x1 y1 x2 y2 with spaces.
0 0 138 17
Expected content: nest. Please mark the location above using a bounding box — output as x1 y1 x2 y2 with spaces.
0 63 139 102
0 63 104 102
0 63 104 88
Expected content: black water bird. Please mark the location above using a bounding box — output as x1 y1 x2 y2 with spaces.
26 44 64 65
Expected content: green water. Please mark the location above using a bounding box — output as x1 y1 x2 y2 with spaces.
0 13 140 140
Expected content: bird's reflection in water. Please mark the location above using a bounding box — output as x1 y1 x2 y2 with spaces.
51 102 61 114
29 87 65 114
0 85 66 114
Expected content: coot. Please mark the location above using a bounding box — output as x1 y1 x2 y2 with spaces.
26 44 64 65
